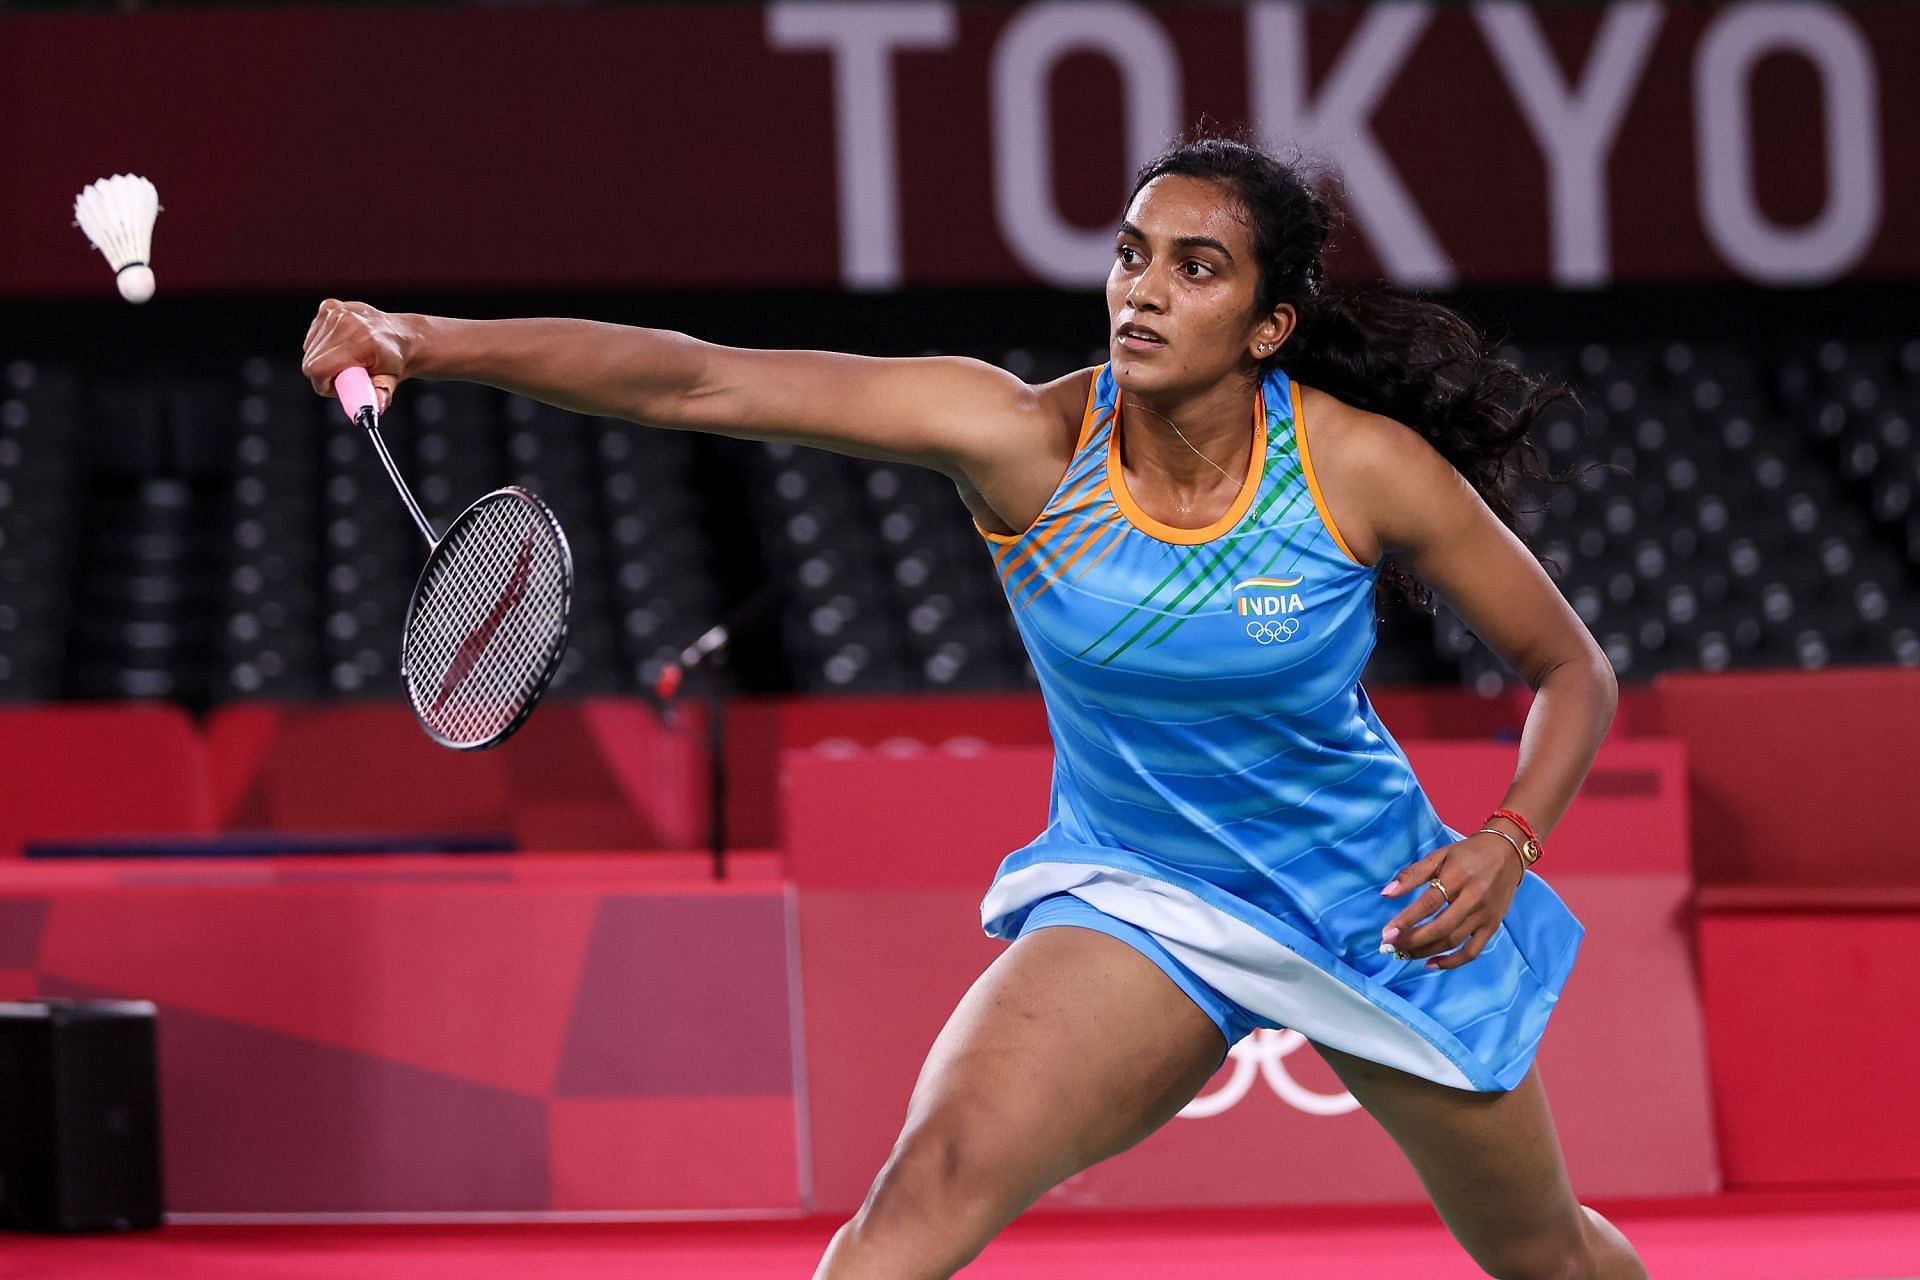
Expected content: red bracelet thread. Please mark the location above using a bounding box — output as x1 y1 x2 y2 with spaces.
1490 807 1539 845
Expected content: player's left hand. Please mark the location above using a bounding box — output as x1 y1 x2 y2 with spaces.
1376 833 1525 970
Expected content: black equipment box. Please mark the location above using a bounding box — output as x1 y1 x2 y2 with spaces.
0 999 163 1232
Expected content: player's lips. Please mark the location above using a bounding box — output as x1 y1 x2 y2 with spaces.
1116 322 1166 352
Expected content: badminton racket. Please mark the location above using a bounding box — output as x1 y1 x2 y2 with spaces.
333 367 573 750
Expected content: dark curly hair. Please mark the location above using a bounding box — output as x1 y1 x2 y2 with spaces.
1128 133 1583 616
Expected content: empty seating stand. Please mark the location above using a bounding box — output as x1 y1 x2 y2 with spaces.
0 337 1916 703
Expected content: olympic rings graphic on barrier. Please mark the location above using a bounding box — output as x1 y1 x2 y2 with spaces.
1176 1028 1361 1118
1244 618 1300 644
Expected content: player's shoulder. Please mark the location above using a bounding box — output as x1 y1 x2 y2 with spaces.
935 356 1090 423
1036 365 1101 426
1298 383 1452 485
951 365 1099 537
979 364 1098 461
1295 383 1474 564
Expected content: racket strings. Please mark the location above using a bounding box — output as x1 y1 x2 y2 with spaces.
403 494 570 747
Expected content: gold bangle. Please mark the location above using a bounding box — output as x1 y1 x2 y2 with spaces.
1477 825 1528 871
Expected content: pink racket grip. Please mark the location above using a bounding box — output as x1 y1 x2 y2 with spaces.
333 366 379 425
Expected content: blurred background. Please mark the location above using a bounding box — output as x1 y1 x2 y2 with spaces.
2 1 1917 1273
3 0 1915 707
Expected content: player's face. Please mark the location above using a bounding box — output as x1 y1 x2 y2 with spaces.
1106 175 1289 398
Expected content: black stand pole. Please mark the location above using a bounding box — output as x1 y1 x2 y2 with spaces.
652 584 778 885
707 674 727 882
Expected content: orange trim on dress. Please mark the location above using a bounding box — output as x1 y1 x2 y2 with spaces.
1024 520 1123 607
996 464 1106 586
1105 386 1267 546
1291 381 1368 568
1008 500 1108 600
973 371 1105 545
999 493 1083 593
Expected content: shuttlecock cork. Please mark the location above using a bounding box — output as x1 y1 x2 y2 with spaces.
74 174 161 304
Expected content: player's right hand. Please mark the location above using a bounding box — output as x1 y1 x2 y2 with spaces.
301 299 412 414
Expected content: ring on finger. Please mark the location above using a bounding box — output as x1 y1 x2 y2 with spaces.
1428 877 1450 905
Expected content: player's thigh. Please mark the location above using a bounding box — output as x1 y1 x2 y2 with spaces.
1309 1041 1588 1261
893 923 1228 1192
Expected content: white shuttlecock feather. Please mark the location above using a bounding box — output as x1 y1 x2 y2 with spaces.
74 174 161 304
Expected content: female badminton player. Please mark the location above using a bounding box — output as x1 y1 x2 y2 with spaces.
302 135 1645 1278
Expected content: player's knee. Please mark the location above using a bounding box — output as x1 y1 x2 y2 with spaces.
857 1119 1025 1237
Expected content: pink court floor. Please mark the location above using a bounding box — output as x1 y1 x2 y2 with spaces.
8 1190 1920 1279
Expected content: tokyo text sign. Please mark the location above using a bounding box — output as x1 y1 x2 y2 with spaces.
5 3 1911 295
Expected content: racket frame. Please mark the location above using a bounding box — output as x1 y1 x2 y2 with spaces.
333 367 573 750
399 485 574 752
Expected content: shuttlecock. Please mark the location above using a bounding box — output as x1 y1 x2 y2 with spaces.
74 174 161 304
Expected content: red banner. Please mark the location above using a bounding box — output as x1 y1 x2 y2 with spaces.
7 2 1915 298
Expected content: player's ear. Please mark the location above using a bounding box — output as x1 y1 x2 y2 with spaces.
1252 303 1296 360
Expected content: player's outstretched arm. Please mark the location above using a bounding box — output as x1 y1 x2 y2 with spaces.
300 300 1047 479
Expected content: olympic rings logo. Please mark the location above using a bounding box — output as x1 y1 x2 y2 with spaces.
1244 618 1300 644
1176 1028 1360 1118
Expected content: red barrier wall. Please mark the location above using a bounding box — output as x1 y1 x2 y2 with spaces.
206 701 708 850
0 684 1668 857
0 855 801 1215
5 670 1917 1209
1653 668 1920 886
1695 892 1920 1189
0 705 212 858
786 740 1716 1214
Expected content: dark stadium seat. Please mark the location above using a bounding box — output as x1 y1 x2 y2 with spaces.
3 334 1918 700
0 361 81 701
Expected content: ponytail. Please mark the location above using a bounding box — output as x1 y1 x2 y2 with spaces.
1277 284 1578 613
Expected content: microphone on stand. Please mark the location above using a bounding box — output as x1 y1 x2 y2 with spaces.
649 585 779 883
653 623 730 705
651 622 733 882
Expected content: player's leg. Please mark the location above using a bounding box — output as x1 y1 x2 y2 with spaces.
813 923 1229 1280
1311 1041 1647 1279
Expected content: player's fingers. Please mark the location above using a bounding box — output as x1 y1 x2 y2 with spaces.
1379 847 1446 899
304 304 360 384
305 350 355 400
1424 932 1485 970
1392 899 1481 958
1427 924 1494 968
1401 913 1478 959
302 300 347 365
1382 880 1448 937
371 374 397 415
303 306 390 401
302 320 343 396
1378 885 1452 955
301 298 337 353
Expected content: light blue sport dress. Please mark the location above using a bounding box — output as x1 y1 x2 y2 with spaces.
974 363 1583 1092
